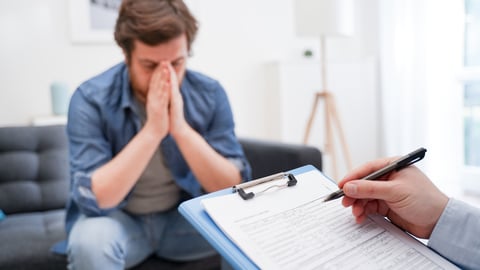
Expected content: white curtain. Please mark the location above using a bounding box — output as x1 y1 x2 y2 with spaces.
379 0 464 192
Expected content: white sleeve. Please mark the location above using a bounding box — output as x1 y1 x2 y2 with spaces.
428 198 480 270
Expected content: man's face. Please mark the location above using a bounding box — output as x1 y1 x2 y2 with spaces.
127 34 188 103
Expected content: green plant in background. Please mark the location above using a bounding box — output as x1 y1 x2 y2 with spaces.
303 49 313 58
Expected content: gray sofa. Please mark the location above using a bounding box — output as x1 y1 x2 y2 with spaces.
0 125 322 270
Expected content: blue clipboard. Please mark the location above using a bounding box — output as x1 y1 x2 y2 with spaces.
178 165 319 270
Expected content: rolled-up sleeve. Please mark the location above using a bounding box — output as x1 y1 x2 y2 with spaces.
168 79 252 197
67 88 116 217
428 198 480 269
204 81 251 182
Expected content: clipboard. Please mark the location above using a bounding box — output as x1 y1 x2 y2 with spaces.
179 165 458 270
178 165 317 270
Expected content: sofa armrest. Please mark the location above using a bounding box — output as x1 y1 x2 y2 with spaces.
239 138 322 180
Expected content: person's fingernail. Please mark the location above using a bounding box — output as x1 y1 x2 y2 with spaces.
344 183 357 195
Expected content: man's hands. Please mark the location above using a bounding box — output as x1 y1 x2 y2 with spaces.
145 62 171 140
166 63 189 138
339 157 449 239
144 62 188 141
145 62 241 192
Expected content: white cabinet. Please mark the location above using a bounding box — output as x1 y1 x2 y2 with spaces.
265 60 322 144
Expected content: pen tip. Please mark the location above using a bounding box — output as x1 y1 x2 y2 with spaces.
323 190 344 202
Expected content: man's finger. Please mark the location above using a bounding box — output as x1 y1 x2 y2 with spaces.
339 157 398 187
343 179 397 201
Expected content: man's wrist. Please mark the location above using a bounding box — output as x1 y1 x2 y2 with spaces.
171 123 194 142
142 122 166 144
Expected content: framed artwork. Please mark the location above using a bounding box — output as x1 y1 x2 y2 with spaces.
68 0 200 44
69 0 121 43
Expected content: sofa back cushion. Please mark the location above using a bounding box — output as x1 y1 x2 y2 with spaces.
0 125 69 214
239 138 322 179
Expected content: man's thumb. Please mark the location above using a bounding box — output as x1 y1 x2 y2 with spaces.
343 180 393 200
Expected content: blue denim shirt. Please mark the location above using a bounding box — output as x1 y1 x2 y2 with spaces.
64 62 251 236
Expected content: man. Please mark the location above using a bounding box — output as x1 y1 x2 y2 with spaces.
339 157 480 269
65 0 251 269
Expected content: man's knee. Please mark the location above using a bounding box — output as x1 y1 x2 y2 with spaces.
68 216 127 264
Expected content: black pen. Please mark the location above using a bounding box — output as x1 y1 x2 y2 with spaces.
323 147 427 202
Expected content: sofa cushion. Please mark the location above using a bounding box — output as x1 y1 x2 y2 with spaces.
239 138 322 179
0 207 221 270
0 209 66 270
0 125 69 214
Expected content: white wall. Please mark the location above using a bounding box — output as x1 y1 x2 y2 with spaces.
0 0 380 178
0 0 123 125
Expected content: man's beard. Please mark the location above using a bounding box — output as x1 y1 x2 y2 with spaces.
129 73 147 104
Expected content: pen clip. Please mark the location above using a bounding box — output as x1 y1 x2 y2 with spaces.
395 147 427 170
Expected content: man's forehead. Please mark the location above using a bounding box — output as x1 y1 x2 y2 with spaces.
138 56 184 64
132 38 187 62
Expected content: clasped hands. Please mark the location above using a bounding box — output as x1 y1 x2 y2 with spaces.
145 62 188 141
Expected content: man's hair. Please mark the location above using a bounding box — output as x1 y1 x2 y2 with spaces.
114 0 198 59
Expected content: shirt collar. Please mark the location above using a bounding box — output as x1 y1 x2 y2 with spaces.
120 63 135 111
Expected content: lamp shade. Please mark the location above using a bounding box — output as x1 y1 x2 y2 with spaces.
294 0 354 37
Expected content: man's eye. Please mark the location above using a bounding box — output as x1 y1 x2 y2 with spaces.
142 63 157 70
172 60 184 67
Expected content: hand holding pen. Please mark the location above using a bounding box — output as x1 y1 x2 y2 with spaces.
323 148 427 202
332 147 449 239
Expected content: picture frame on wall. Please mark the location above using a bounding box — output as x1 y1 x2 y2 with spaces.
68 0 200 44
68 0 121 43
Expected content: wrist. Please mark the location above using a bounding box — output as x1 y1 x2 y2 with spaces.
431 193 449 226
419 192 449 238
171 122 194 142
142 122 167 143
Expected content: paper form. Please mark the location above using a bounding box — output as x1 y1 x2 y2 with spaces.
201 170 459 270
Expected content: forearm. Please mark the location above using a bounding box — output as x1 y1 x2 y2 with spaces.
92 125 162 208
173 126 241 192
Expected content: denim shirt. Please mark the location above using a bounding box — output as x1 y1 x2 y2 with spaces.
64 62 251 236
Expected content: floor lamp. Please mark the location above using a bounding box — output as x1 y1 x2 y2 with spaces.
294 0 354 180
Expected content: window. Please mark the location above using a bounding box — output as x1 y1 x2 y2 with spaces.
464 0 480 167
464 0 480 67
462 0 480 193
464 83 480 166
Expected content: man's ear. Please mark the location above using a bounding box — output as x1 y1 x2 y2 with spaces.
122 49 130 65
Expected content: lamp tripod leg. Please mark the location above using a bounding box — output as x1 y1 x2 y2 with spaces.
329 94 353 171
322 92 336 180
303 93 320 144
303 91 351 180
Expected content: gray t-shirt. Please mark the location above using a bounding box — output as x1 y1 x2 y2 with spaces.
125 98 180 214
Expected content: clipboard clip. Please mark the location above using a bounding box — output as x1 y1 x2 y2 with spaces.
232 172 298 200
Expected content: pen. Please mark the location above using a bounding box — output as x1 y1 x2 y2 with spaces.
323 147 427 202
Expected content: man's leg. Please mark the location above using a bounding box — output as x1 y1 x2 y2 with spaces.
67 211 153 270
153 208 217 261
